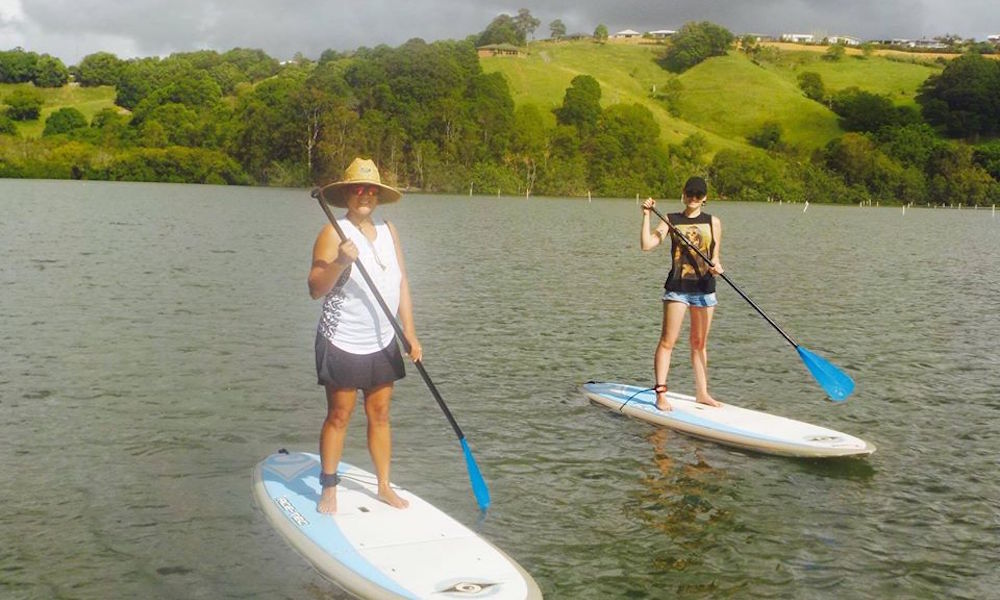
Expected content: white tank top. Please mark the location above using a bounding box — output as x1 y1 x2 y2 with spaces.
317 216 402 354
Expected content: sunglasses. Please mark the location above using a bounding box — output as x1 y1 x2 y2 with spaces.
350 185 380 197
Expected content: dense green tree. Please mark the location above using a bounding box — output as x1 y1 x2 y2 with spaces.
672 132 709 166
542 124 588 195
709 149 791 201
131 70 223 121
43 107 88 136
470 161 520 195
739 35 760 58
823 44 846 61
114 58 163 110
208 62 248 95
513 9 541 42
797 71 825 102
231 69 310 182
0 48 38 83
747 121 783 150
318 49 349 65
830 87 918 132
0 114 17 136
97 147 248 184
477 14 523 47
797 162 866 204
653 78 684 117
88 107 131 145
659 21 734 73
588 103 669 196
924 143 999 204
4 88 45 121
74 52 124 86
972 141 1000 180
172 49 223 71
510 103 549 195
34 55 69 87
466 72 514 159
220 48 281 81
594 25 609 43
554 75 602 134
549 19 567 41
822 133 929 202
917 53 1000 138
875 123 947 171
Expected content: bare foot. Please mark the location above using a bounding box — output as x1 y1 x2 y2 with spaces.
696 394 722 407
378 484 410 509
655 391 672 412
317 486 337 514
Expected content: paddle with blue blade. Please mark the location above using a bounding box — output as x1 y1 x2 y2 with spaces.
311 189 491 511
648 204 854 402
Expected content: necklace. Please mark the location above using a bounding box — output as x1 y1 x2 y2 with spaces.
351 219 387 271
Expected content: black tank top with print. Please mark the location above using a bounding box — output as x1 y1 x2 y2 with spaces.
663 211 716 294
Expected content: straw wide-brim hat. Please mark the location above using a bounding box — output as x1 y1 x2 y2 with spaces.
318 157 403 208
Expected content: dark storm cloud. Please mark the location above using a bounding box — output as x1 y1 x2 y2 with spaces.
3 0 997 64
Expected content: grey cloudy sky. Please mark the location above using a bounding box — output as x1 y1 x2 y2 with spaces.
1 0 997 65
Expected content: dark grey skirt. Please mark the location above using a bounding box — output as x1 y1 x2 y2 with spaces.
315 332 405 389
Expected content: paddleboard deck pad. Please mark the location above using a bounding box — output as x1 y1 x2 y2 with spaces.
253 451 542 599
583 381 875 458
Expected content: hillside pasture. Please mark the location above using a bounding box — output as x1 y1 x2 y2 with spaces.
1 83 117 138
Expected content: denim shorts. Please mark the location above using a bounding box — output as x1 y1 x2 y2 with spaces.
662 291 718 307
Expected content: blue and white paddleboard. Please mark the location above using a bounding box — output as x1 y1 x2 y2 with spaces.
583 381 875 458
252 451 542 600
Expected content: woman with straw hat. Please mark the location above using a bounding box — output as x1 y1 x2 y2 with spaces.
308 157 422 514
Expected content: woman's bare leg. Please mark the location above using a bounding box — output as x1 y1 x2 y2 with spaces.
655 301 688 410
318 386 357 514
363 383 409 509
689 306 720 406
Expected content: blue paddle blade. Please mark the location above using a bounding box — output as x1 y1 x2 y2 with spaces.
461 438 491 512
797 346 855 402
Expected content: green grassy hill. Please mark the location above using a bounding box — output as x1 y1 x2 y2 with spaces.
481 41 732 150
2 42 942 156
0 83 117 138
482 40 943 155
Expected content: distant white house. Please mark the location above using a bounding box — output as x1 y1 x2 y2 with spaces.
647 29 676 38
612 29 641 39
781 33 815 43
875 38 913 46
987 34 1000 44
910 38 949 49
827 35 861 46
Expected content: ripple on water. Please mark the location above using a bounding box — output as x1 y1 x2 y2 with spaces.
2 185 998 599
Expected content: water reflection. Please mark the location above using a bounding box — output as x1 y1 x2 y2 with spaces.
624 429 734 568
792 455 876 481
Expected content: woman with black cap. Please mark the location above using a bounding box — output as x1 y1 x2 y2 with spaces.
640 176 724 411
308 157 422 514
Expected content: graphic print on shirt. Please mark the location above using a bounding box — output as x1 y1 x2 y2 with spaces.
672 222 712 280
318 287 346 341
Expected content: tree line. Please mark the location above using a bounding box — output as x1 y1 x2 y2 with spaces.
1 18 999 204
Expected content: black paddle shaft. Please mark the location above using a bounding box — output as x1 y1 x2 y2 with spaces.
648 204 800 348
311 189 466 440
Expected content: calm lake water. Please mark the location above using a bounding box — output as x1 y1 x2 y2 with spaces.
1 179 998 599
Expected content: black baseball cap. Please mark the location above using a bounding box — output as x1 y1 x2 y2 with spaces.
683 176 707 198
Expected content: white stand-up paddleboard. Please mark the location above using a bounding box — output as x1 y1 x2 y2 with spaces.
252 451 543 599
583 381 875 458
